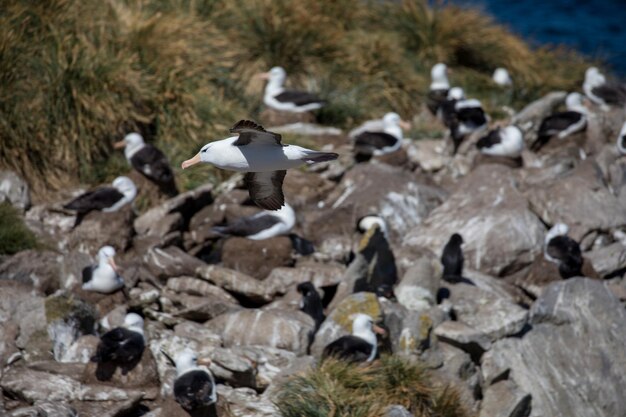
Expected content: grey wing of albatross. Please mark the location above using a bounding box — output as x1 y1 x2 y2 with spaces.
230 120 283 147
244 170 287 211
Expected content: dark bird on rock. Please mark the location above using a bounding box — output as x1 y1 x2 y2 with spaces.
63 176 136 228
114 133 178 197
354 215 397 297
257 66 325 112
91 313 145 380
449 99 488 154
531 93 588 152
211 203 295 240
441 233 464 282
297 282 325 330
350 112 411 162
322 313 385 363
181 120 338 210
426 63 451 116
171 349 217 412
544 223 583 279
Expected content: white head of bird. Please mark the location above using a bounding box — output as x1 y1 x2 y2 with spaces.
351 313 385 339
564 92 586 113
447 87 465 101
544 223 569 246
112 176 137 200
492 67 512 86
97 245 117 271
258 66 287 94
358 215 389 238
382 112 411 138
430 63 450 90
584 67 606 87
123 313 144 336
114 133 145 159
174 349 207 375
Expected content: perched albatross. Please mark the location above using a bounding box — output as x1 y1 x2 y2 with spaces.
211 203 296 240
531 92 588 152
322 313 385 363
583 67 626 110
64 176 137 227
617 121 626 155
448 98 488 154
91 313 145 379
258 66 325 112
114 133 178 197
82 246 124 293
181 120 338 210
544 223 583 279
441 233 464 283
476 125 524 159
168 349 216 412
351 112 411 161
427 63 451 116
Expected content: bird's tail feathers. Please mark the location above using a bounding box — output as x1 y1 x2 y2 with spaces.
302 151 339 164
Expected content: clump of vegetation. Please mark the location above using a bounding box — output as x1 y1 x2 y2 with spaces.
0 203 38 255
0 0 593 195
274 356 471 417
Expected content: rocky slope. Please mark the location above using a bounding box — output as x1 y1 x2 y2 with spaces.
1 98 626 417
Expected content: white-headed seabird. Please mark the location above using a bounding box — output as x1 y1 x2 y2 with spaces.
583 67 626 110
531 92 588 152
427 63 451 116
211 203 295 240
114 133 178 197
441 233 464 283
169 349 217 412
322 313 385 363
258 66 325 112
492 68 513 87
617 121 626 155
181 120 338 210
82 246 124 294
449 98 488 154
476 125 524 158
356 214 389 238
91 313 145 379
64 176 137 227
439 87 465 127
351 112 411 162
544 223 583 279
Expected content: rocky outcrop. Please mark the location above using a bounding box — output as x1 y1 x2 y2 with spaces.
221 236 294 280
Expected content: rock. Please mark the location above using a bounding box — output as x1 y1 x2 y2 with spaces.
83 346 159 388
144 246 206 281
217 384 276 417
406 139 450 172
8 402 77 417
310 292 382 357
479 380 531 417
484 278 626 417
164 290 240 322
433 321 491 360
586 242 626 278
323 163 446 242
448 283 528 341
221 236 294 280
0 170 31 212
263 263 345 296
67 206 135 254
205 309 314 355
173 321 223 347
384 405 415 417
0 250 60 295
197 265 273 304
283 169 336 209
405 164 545 276
394 257 441 311
166 276 238 302
45 294 98 362
61 335 100 363
525 161 626 241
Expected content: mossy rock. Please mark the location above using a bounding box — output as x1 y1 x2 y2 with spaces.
0 203 38 255
327 292 383 331
45 294 98 335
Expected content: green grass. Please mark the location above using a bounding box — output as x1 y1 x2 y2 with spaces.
0 203 38 255
0 0 596 196
274 356 472 417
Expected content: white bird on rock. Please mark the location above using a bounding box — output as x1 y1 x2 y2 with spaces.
211 203 296 240
181 120 338 210
82 246 124 293
257 66 325 112
583 67 626 110
170 349 216 412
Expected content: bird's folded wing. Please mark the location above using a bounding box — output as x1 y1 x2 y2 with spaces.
230 120 282 146
244 170 286 211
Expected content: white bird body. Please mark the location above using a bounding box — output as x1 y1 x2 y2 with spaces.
430 63 450 91
478 126 524 158
262 67 324 112
351 314 379 362
102 177 137 213
493 68 513 86
82 246 124 293
248 205 296 240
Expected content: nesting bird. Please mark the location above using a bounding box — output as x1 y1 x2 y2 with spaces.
258 66 325 112
617 121 626 155
350 112 411 162
544 223 583 279
444 93 488 154
353 215 397 297
441 233 464 282
181 120 338 210
114 133 178 197
477 125 524 159
82 246 124 294
531 92 588 152
322 313 385 363
211 203 296 240
492 68 513 87
171 349 217 412
583 67 626 110
91 313 145 379
64 176 137 228
427 63 451 116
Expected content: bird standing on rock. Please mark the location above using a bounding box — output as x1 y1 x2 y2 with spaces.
114 132 178 197
351 112 412 162
322 313 385 363
531 92 588 152
441 233 464 282
181 120 338 210
476 125 524 159
257 66 326 112
82 245 124 294
211 203 295 240
544 223 583 279
169 349 217 412
427 63 451 116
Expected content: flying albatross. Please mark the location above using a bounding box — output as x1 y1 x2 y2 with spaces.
114 133 178 197
350 112 411 162
322 313 385 363
82 246 124 294
181 120 338 210
583 67 626 110
211 202 296 240
64 176 137 228
257 66 326 112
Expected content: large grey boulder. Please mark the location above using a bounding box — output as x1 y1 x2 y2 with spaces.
482 278 626 417
0 170 31 212
479 380 531 417
405 165 545 276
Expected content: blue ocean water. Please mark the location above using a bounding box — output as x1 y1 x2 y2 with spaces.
452 0 626 76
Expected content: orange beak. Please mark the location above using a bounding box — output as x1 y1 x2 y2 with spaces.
197 357 212 367
113 140 126 149
108 257 118 273
181 153 201 169
372 324 386 336
399 120 412 130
